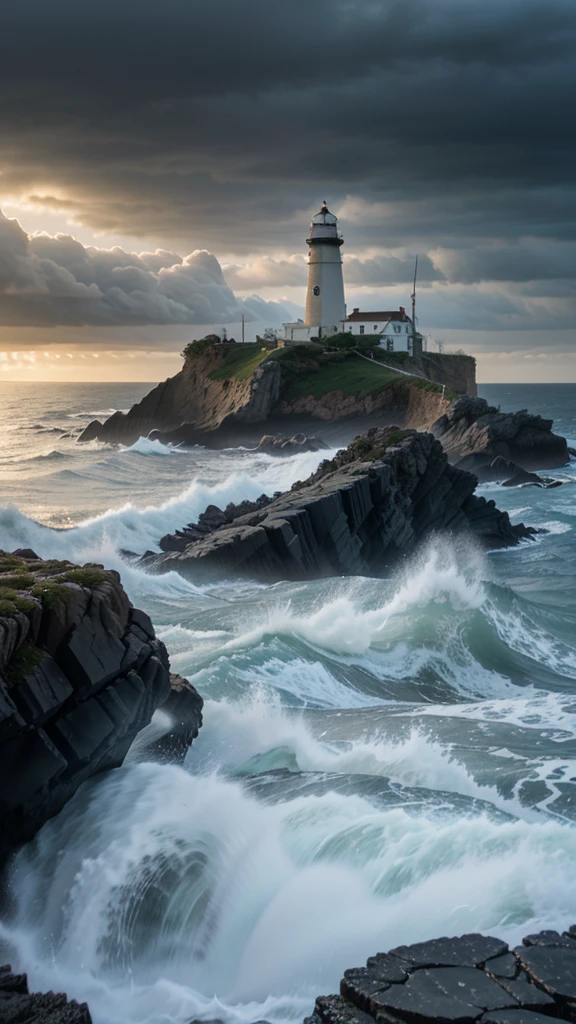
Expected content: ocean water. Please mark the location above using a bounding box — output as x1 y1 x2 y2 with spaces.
1 380 576 1024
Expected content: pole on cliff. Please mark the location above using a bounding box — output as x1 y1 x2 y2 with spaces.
411 255 418 351
241 314 245 344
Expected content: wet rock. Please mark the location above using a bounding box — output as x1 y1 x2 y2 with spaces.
0 965 92 1023
432 396 568 470
0 554 203 861
388 935 508 969
522 929 576 948
514 944 576 1000
378 966 517 1022
255 433 330 455
145 431 534 582
484 954 518 980
140 673 203 763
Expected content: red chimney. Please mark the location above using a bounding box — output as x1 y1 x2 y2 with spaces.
399 306 405 314
353 307 359 314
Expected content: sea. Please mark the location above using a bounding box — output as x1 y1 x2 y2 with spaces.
1 381 576 1024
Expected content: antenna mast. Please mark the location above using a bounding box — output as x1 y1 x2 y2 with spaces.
411 255 418 347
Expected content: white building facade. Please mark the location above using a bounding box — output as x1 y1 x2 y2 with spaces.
342 307 415 353
283 204 417 352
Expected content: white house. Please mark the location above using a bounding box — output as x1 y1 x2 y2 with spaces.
342 307 415 353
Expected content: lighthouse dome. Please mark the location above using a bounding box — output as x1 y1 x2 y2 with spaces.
308 201 343 245
311 201 337 226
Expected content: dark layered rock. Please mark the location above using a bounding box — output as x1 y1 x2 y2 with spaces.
0 552 203 860
143 427 535 583
158 494 277 553
456 454 564 489
0 965 91 1023
140 672 204 763
306 927 576 1024
431 397 568 470
255 433 330 455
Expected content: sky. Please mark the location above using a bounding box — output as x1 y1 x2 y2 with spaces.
0 0 575 382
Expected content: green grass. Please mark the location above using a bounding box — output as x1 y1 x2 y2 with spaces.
0 572 35 590
31 581 72 608
6 641 44 685
58 568 106 588
282 356 404 400
208 344 270 382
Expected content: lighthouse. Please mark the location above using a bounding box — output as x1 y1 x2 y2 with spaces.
283 202 346 342
305 202 346 334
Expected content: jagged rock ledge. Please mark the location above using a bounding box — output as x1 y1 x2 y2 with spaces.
308 927 576 1024
142 426 535 583
0 550 203 862
431 396 569 470
0 965 91 1023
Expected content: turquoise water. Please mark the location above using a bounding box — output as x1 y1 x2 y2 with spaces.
0 381 575 1024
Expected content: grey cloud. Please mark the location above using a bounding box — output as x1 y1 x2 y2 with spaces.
0 212 277 327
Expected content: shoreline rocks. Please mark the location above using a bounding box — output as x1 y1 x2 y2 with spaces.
455 454 565 488
0 551 203 862
431 397 569 470
142 427 535 583
307 927 576 1024
0 965 91 1023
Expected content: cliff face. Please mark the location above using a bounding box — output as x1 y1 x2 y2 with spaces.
80 346 282 445
275 378 451 428
0 552 203 860
144 427 534 583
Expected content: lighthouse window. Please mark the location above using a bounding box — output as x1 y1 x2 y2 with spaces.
359 325 365 335
313 285 320 296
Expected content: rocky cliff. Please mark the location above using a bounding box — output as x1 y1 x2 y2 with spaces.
142 427 534 583
78 341 470 446
80 344 282 445
307 926 576 1024
431 396 569 470
0 551 203 861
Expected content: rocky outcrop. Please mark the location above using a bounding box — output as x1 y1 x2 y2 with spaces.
456 454 564 488
255 433 330 454
78 345 282 445
0 551 203 861
78 341 473 447
432 397 568 470
0 965 91 1023
307 927 576 1024
158 494 277 552
142 427 534 583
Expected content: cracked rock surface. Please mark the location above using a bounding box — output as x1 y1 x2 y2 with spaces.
306 928 576 1024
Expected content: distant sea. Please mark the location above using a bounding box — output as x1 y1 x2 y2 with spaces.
1 380 576 1024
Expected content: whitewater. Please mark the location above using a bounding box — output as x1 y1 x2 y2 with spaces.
1 380 576 1024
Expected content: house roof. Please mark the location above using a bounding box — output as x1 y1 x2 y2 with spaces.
344 309 411 323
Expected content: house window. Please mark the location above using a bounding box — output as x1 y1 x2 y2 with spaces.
387 338 393 352
291 329 294 340
373 324 378 331
394 324 401 333
359 325 365 335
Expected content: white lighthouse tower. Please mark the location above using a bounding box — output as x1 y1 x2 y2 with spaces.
283 202 346 342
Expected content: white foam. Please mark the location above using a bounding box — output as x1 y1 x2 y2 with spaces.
121 437 186 456
5 760 576 1024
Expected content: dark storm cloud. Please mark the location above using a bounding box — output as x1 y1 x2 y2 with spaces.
0 211 291 327
0 0 575 338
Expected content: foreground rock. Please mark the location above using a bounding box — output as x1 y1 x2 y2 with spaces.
307 927 576 1024
432 397 568 470
143 427 535 582
0 965 91 1023
0 551 203 861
